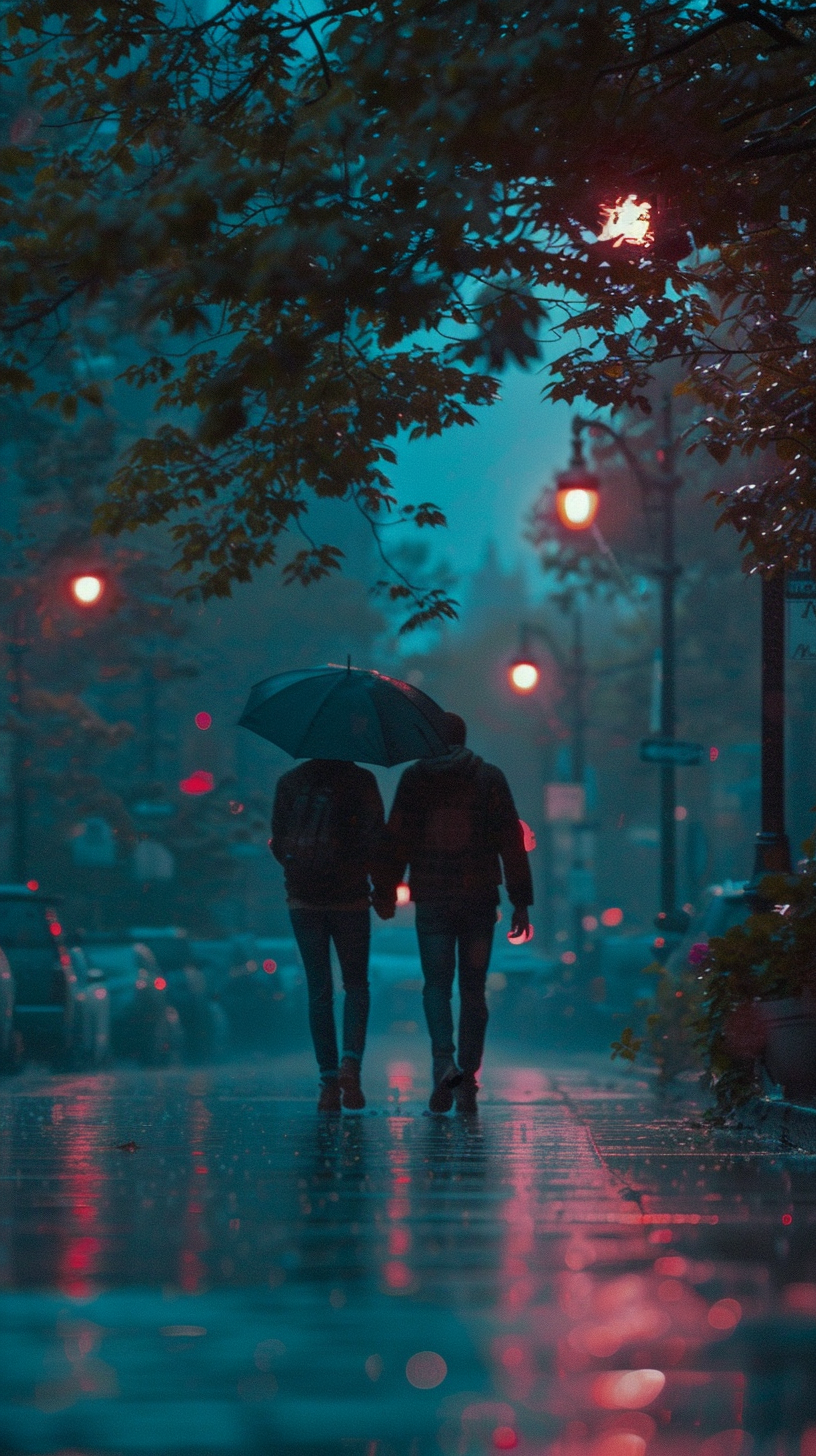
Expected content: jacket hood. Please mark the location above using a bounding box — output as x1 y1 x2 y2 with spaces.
415 746 483 777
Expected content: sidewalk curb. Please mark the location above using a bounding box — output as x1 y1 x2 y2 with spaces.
738 1096 816 1152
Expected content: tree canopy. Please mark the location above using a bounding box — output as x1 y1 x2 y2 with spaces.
3 1 816 623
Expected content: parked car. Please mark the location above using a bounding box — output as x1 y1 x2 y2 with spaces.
83 939 183 1064
129 927 227 1061
0 885 109 1067
191 935 306 1050
0 944 20 1072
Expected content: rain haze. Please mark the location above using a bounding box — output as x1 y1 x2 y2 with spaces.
2 8 816 1456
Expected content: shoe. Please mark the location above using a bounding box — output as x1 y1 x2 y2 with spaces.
339 1057 365 1110
428 1059 464 1113
455 1072 479 1116
318 1078 341 1113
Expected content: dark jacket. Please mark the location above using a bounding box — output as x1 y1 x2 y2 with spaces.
382 747 533 907
271 759 385 906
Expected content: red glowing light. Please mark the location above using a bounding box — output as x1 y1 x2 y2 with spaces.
396 883 411 906
262 959 277 974
179 770 215 795
509 659 539 694
560 949 576 964
70 573 105 606
194 712 212 730
601 907 624 928
591 1369 666 1410
49 921 62 937
507 923 534 946
154 976 167 991
709 746 719 762
385 1261 413 1290
582 914 599 932
782 1213 793 1226
493 1429 518 1452
707 1298 742 1331
26 879 39 891
519 819 537 852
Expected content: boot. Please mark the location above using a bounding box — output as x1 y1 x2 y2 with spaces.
455 1072 479 1116
339 1056 365 1110
318 1077 341 1113
429 1058 464 1113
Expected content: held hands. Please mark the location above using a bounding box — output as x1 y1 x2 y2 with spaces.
509 906 530 940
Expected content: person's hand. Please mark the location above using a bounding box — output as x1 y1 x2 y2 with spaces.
372 892 396 921
509 906 530 940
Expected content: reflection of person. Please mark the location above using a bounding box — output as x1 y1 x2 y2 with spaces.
270 758 385 1112
382 713 533 1114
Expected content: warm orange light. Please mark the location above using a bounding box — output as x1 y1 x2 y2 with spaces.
509 660 540 694
70 573 104 605
598 195 654 248
396 883 411 906
154 976 167 991
556 483 600 530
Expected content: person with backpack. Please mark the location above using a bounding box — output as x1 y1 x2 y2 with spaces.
381 713 533 1115
270 758 388 1112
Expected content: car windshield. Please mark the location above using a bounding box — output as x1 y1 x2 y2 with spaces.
0 900 54 948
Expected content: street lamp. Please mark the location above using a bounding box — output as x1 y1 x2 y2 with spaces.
549 400 686 924
69 572 105 606
554 425 601 531
508 657 540 694
6 568 109 881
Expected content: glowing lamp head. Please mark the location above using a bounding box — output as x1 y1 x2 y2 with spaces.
597 194 654 249
70 573 104 606
396 883 411 906
509 659 540 694
555 473 600 531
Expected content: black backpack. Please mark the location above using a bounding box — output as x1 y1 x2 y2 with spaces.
279 779 346 880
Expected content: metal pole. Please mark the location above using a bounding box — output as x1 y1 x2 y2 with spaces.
8 607 29 882
570 608 589 958
658 400 679 918
753 572 792 876
143 663 159 781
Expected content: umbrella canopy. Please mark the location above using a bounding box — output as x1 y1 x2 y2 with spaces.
238 665 451 767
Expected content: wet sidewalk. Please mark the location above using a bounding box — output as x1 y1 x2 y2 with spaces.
1 1041 815 1455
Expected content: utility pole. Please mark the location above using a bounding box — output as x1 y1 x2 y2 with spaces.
7 606 29 883
754 574 792 877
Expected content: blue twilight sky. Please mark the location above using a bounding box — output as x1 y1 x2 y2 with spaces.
389 367 574 587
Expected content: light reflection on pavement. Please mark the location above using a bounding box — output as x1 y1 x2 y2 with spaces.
1 1042 815 1454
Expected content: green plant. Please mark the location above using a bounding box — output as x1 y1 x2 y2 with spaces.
693 867 816 1116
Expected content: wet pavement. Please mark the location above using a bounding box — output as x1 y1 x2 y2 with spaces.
1 1039 816 1455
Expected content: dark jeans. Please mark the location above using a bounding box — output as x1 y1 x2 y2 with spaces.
415 900 496 1075
289 908 370 1081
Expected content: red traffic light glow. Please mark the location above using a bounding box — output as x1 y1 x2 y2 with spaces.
179 770 215 796
509 660 540 694
195 712 212 730
70 573 105 606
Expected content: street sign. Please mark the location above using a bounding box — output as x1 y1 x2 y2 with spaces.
785 572 816 600
545 783 586 823
788 597 816 662
639 738 704 766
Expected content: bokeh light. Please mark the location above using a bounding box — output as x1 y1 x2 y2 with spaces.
601 907 624 928
70 573 104 606
195 711 212 730
405 1351 447 1388
597 194 654 248
509 660 539 693
396 883 411 906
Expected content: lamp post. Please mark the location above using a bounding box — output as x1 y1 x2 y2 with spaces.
5 570 108 882
552 400 685 922
754 573 792 877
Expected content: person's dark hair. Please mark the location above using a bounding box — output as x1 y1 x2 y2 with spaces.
442 712 467 747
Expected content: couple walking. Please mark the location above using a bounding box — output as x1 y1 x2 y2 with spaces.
270 711 533 1114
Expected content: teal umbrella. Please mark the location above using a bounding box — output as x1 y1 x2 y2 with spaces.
238 664 450 766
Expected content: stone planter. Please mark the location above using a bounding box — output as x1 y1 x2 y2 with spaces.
758 997 816 1103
